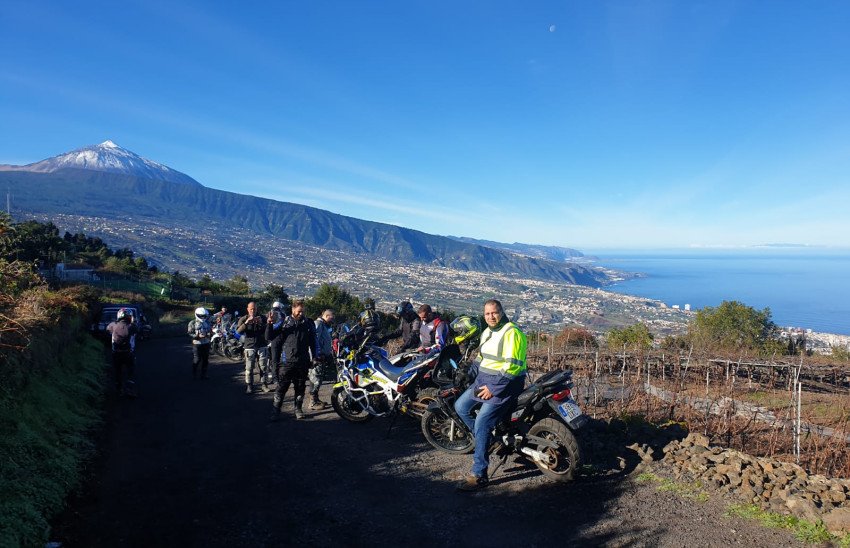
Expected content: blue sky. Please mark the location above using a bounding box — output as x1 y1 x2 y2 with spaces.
2 1 849 249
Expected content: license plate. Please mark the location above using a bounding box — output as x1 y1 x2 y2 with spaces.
557 399 583 422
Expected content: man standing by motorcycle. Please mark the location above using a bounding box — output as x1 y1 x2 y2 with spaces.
107 307 139 394
380 301 421 351
187 307 212 380
270 299 318 420
237 301 267 394
416 304 449 355
309 308 335 410
454 299 527 491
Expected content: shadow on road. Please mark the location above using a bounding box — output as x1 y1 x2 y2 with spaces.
52 337 669 547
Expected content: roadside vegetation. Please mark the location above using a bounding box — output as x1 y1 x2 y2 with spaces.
0 215 105 546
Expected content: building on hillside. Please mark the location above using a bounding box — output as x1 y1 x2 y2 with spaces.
53 262 99 281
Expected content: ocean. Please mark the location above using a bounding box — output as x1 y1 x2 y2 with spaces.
590 250 850 336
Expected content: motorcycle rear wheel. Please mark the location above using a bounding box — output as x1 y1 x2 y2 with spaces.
331 387 373 423
527 417 581 481
421 408 474 454
224 346 243 362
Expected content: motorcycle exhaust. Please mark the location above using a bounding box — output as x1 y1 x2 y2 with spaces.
520 446 554 466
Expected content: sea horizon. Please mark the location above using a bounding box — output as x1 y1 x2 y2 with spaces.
588 248 850 336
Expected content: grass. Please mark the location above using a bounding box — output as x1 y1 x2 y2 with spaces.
0 334 105 547
726 503 844 545
635 472 709 502
156 308 194 338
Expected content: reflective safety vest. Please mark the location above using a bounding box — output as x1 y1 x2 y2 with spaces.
477 321 527 378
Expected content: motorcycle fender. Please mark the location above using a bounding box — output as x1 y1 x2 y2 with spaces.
426 400 443 413
547 398 589 430
526 433 559 449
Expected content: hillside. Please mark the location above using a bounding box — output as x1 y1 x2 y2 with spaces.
2 167 608 286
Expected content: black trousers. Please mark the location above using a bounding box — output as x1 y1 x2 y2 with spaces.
192 344 210 376
269 341 283 378
112 351 135 388
274 360 309 406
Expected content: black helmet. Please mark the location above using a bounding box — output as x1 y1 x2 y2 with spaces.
396 301 414 316
359 309 380 332
450 315 480 345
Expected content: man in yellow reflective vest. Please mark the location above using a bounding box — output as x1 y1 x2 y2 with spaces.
455 298 527 491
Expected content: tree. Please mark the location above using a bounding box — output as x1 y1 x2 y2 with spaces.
689 300 776 353
9 220 68 266
261 283 290 306
198 274 227 294
304 284 362 324
554 327 598 349
606 323 653 351
224 275 250 296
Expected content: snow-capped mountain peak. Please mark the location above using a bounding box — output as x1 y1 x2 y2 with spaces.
0 141 200 186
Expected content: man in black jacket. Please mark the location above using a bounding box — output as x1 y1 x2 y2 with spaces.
237 301 267 394
270 299 318 420
380 301 421 351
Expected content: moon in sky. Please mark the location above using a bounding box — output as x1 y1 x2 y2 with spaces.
549 25 556 32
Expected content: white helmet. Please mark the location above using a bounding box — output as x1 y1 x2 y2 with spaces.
195 307 209 320
117 307 133 320
272 301 284 311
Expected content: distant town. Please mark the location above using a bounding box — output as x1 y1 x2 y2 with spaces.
28 211 850 352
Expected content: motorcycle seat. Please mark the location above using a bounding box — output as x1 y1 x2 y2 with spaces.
375 360 409 382
516 369 572 408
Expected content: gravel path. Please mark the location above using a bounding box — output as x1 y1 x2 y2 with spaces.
52 337 803 547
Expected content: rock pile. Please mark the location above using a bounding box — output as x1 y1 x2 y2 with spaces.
656 433 850 534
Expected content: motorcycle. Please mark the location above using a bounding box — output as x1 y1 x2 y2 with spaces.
223 327 244 362
420 368 587 482
210 323 227 356
330 327 449 423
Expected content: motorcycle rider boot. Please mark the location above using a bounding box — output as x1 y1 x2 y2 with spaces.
456 474 489 492
269 395 283 422
294 396 306 420
245 383 253 394
309 393 330 410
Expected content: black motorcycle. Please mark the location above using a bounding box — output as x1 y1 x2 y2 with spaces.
420 368 587 481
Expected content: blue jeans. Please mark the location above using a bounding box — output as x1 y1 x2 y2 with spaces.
454 386 512 479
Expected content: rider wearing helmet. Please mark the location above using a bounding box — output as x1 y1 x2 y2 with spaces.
265 300 288 385
188 307 212 379
379 301 421 351
107 307 139 395
359 307 381 335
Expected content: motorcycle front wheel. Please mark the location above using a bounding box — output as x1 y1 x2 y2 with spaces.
527 417 581 481
331 387 373 423
421 408 474 454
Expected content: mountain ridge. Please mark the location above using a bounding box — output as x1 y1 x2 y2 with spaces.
1 142 610 287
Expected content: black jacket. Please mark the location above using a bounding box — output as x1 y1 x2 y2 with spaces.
384 314 421 351
237 315 267 349
281 315 317 365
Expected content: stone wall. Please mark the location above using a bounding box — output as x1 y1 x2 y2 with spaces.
656 433 850 534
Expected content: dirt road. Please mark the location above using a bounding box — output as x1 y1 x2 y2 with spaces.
52 337 802 547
